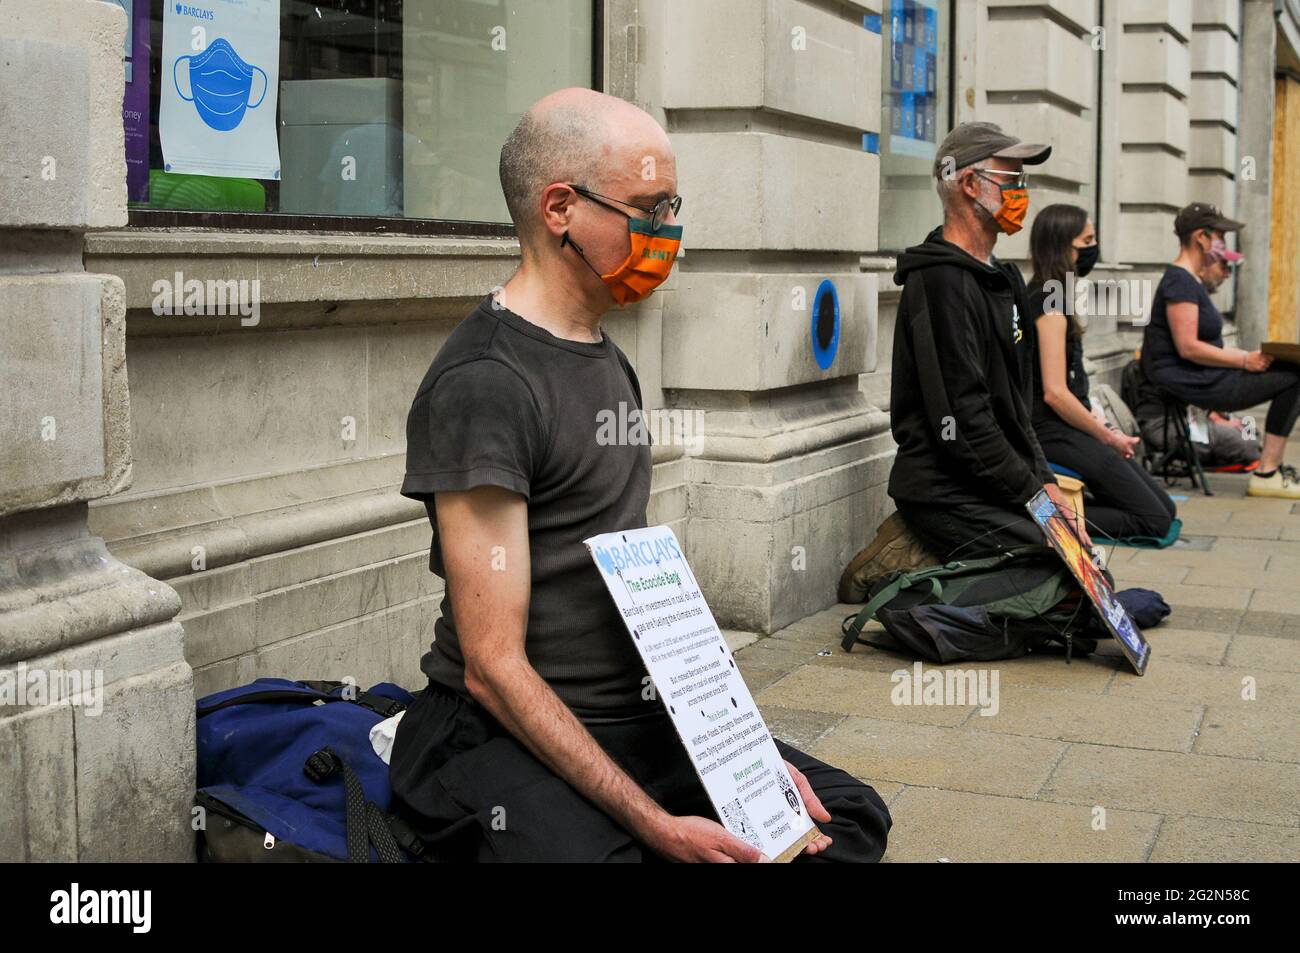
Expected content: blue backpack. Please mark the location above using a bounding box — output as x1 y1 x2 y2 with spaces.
195 678 425 863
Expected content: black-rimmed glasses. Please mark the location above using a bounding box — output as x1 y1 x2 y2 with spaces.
568 184 683 231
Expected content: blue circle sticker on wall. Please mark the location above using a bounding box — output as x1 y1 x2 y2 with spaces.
811 279 841 370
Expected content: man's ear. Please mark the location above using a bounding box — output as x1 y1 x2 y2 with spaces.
538 183 576 239
956 169 977 198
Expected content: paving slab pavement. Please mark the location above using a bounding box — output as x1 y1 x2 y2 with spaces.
737 472 1300 862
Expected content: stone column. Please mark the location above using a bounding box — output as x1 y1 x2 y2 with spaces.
1188 1 1242 214
964 3 1138 384
644 0 887 633
1115 1 1192 267
979 0 1101 266
1189 0 1243 314
0 0 194 862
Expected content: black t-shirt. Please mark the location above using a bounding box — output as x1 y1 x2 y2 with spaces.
401 296 655 725
1142 265 1233 390
1027 285 1089 427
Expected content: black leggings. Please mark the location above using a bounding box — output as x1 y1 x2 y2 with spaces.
1160 365 1300 438
1035 421 1177 540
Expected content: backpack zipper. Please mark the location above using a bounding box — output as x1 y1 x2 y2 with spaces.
196 790 266 835
197 791 283 852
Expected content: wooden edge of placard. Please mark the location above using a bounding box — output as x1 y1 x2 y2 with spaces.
1262 342 1300 363
772 825 821 863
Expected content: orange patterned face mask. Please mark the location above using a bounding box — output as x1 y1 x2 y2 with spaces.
564 218 683 305
991 187 1030 235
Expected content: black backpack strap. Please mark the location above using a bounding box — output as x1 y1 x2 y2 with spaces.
298 680 408 719
298 679 345 694
305 747 368 862
304 746 404 863
198 689 406 719
197 688 331 717
351 692 407 719
385 813 429 861
364 803 404 863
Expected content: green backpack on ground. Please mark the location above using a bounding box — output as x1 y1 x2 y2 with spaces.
840 545 1101 663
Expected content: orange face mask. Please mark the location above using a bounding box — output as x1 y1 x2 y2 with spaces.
564 219 683 306
991 187 1030 235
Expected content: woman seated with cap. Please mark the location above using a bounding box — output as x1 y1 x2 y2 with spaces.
1141 203 1300 500
1028 203 1177 540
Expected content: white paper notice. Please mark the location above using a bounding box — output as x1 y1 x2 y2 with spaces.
160 0 281 180
1188 407 1211 445
584 526 818 862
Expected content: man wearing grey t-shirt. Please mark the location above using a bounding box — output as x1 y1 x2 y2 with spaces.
390 88 890 863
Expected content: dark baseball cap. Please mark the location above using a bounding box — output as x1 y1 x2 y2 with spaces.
1174 202 1245 239
933 121 1052 178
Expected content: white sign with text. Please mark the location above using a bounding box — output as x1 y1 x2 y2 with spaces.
584 525 818 861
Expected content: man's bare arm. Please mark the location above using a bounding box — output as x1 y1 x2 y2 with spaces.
434 485 762 862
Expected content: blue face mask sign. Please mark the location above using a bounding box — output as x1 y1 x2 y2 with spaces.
174 38 268 132
159 0 281 180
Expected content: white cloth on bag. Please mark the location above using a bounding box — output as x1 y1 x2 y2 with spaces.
369 710 405 765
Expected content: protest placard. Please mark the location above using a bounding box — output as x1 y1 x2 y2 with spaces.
1027 489 1151 675
585 526 819 861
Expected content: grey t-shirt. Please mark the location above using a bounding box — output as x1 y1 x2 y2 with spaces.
401 296 656 725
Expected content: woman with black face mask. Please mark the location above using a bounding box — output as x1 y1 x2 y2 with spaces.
1027 203 1177 541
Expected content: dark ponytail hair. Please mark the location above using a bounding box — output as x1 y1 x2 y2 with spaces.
1029 203 1090 336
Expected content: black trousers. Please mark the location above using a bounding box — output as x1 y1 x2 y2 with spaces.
896 498 1045 562
389 681 891 863
1035 420 1177 540
1159 364 1300 438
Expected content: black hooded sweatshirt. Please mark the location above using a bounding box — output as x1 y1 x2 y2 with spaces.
889 226 1055 510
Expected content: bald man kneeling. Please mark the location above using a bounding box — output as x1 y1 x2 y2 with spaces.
391 89 891 862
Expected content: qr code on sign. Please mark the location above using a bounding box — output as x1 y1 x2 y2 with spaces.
720 798 762 851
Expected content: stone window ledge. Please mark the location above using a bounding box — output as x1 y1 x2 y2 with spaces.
86 228 521 258
85 229 522 315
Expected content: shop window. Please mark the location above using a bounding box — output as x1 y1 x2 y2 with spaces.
878 0 952 252
120 0 598 233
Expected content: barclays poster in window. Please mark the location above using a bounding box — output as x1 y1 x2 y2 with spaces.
887 0 940 160
160 0 281 180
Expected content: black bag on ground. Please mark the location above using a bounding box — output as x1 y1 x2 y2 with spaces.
841 545 1102 663
1116 587 1171 629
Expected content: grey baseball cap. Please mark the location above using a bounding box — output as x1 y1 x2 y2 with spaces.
1174 202 1245 239
932 121 1052 178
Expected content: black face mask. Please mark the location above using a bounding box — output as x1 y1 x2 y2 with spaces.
1075 242 1100 278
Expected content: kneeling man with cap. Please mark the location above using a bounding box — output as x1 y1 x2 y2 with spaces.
884 121 1086 560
